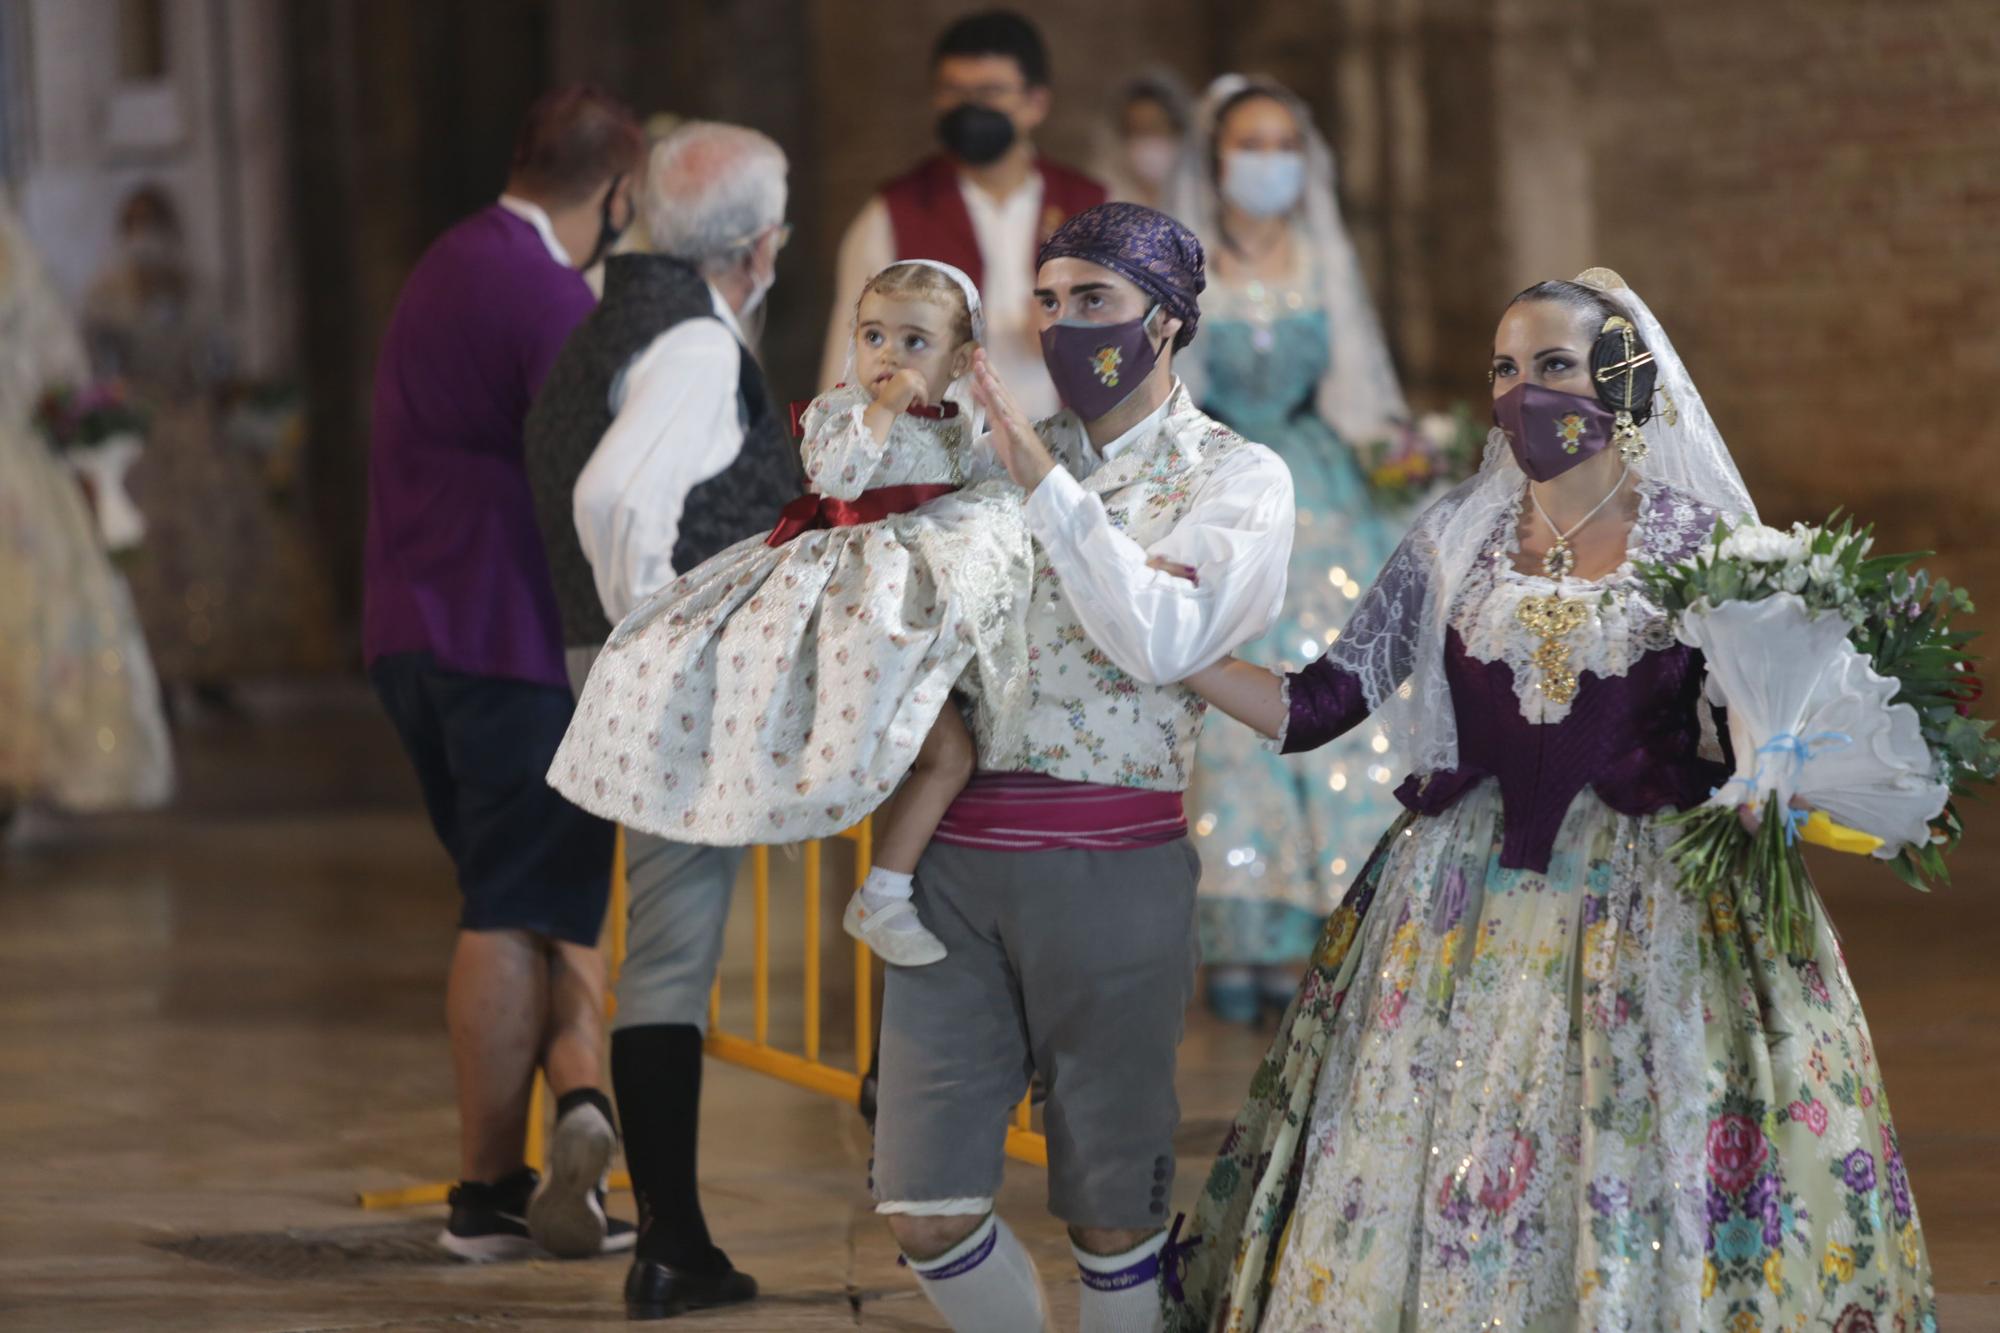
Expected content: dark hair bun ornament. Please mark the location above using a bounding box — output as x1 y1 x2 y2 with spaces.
1590 315 1657 426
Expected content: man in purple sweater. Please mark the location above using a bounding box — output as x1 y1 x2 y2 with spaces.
363 86 644 1263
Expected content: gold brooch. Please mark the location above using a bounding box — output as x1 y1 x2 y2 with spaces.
1516 594 1590 705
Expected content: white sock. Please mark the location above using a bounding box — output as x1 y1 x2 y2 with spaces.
1073 1231 1168 1333
861 867 916 903
908 1214 1048 1333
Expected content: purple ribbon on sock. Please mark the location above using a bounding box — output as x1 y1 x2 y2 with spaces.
912 1223 998 1281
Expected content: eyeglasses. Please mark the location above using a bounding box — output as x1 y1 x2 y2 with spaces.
937 82 1027 104
723 221 792 254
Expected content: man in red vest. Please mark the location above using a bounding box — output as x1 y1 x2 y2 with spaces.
817 9 1106 419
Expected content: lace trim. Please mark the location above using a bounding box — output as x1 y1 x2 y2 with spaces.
1451 479 1713 725
1265 668 1293 754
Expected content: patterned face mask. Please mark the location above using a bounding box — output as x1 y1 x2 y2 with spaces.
1491 381 1615 482
1038 304 1163 421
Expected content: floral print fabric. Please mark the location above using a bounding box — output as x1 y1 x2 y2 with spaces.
1169 782 1935 1331
550 390 1033 844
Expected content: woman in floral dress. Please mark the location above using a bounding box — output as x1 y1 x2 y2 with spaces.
1163 270 1935 1331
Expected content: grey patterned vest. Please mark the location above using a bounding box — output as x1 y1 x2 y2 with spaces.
526 253 802 647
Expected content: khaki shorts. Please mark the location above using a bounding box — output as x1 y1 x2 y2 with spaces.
870 838 1202 1230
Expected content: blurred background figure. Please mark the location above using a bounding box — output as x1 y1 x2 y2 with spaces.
362 84 643 1265
0 194 173 825
817 9 1105 418
84 183 335 718
1094 68 1192 211
582 110 686 298
1169 74 1411 1024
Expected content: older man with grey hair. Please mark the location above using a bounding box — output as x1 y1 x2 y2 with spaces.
526 120 801 1321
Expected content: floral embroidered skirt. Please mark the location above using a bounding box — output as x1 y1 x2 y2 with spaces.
551 489 1031 845
0 417 172 812
1168 782 1935 1332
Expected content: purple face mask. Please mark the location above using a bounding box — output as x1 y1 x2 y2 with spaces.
1492 381 1615 482
1039 305 1163 421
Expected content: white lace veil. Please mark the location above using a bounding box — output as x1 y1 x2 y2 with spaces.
1088 67 1195 205
838 258 987 433
1166 74 1409 445
1322 267 1759 773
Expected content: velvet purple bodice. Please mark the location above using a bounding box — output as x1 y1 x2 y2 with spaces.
1282 633 1728 873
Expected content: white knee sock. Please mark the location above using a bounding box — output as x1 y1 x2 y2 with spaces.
1073 1231 1168 1333
908 1214 1048 1333
861 867 915 902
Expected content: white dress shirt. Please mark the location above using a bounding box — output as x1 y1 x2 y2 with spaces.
497 194 572 268
819 170 1058 420
1018 384 1296 686
572 283 748 624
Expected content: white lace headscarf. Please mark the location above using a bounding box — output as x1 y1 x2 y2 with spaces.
1322 267 1760 773
1089 68 1195 206
1166 73 1408 445
838 258 986 433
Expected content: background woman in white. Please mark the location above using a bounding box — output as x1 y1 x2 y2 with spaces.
1094 68 1192 211
0 197 172 823
1167 74 1411 1024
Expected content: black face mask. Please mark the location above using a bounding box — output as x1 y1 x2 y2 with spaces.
937 104 1016 166
582 173 633 270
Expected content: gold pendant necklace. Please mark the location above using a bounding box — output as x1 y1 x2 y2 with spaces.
1529 466 1630 580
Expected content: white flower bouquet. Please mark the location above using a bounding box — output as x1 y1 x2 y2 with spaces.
1638 515 1997 952
35 379 150 555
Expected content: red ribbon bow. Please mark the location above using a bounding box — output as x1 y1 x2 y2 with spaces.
766 483 961 547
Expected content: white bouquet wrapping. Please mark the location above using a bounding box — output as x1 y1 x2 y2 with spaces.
1640 514 1997 952
63 432 148 554
1681 595 1947 857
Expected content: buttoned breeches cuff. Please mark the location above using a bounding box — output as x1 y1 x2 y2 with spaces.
875 1197 995 1216
867 838 1202 1230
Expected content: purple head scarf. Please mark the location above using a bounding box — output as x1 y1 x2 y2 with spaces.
1037 202 1206 349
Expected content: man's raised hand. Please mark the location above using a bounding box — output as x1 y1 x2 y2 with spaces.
971 348 1057 493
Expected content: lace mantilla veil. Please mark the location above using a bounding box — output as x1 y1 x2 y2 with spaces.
1321 267 1760 773
1166 73 1409 445
837 257 987 435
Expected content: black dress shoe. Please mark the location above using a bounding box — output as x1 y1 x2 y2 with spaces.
624 1257 758 1320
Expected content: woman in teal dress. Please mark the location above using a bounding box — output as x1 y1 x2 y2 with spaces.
1170 76 1413 1022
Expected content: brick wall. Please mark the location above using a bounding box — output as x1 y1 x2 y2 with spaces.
1583 0 1999 558
1568 0 2000 637
285 0 2000 642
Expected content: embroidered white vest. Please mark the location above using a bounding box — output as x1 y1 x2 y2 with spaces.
979 390 1252 792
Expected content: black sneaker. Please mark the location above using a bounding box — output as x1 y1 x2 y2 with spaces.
530 1100 624 1259
439 1167 542 1262
601 1189 639 1255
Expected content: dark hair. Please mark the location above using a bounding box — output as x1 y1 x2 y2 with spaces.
508 84 645 207
1509 279 1657 423
1123 73 1190 134
933 10 1050 87
118 183 181 237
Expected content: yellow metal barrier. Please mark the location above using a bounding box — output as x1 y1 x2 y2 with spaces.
705 820 1045 1168
360 821 1043 1211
